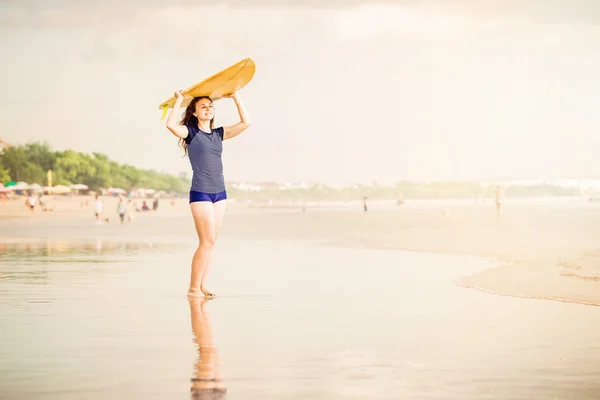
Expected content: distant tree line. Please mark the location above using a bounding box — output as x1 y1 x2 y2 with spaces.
0 142 189 193
0 141 583 200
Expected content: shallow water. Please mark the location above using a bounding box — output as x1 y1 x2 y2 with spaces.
1 236 600 399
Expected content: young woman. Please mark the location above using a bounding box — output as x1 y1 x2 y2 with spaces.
166 90 251 297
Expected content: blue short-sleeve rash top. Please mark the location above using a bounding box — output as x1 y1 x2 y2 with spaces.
184 125 225 193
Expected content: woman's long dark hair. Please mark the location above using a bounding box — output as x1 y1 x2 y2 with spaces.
178 96 214 156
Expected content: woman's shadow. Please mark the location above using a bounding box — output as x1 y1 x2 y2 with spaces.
189 297 227 399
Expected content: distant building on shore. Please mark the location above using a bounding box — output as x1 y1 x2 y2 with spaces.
227 180 312 192
483 178 600 194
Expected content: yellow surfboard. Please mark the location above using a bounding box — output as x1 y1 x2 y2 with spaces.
159 57 256 119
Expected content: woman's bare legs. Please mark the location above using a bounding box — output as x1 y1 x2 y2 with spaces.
200 200 227 296
189 202 216 297
188 199 227 297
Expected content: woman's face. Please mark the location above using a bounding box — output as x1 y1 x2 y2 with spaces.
194 98 214 122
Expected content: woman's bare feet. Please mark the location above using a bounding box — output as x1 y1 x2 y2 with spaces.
187 287 204 298
187 287 215 298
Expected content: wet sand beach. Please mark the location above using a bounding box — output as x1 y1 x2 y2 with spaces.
1 195 600 398
2 195 600 305
230 197 600 307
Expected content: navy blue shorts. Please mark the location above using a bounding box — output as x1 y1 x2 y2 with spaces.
189 190 227 204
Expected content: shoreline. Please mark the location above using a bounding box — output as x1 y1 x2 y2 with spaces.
321 240 600 307
320 232 600 308
1 196 599 307
455 279 600 308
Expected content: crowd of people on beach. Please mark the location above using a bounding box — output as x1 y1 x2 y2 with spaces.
24 193 54 212
2 190 170 225
93 195 162 225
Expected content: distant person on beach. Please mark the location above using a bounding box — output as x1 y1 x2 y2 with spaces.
39 194 53 212
94 195 103 223
363 196 368 212
25 193 36 212
117 197 127 224
126 199 134 222
25 192 36 212
495 185 504 217
166 90 251 297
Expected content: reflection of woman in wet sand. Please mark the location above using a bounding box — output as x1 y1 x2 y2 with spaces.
189 297 226 399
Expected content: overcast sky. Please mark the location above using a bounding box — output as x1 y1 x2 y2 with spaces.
1 0 599 184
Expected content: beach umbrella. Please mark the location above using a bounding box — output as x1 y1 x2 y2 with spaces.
51 185 72 194
107 187 127 195
70 184 89 190
15 182 29 190
4 181 17 187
